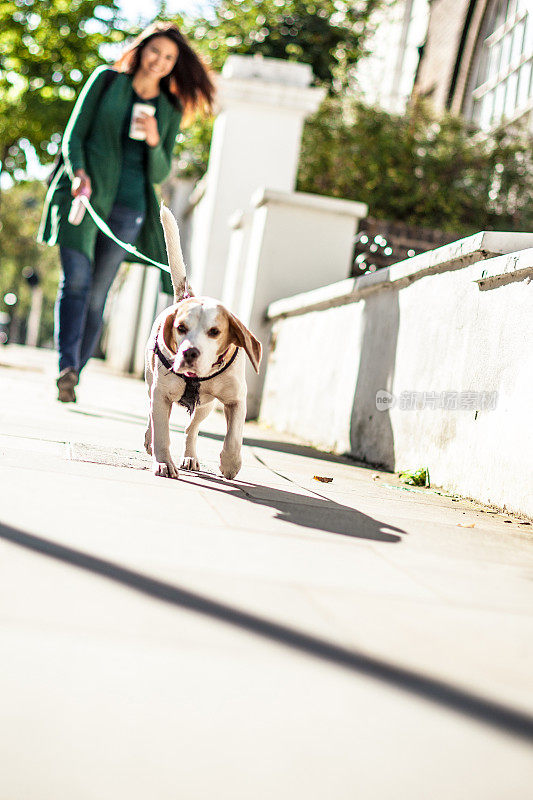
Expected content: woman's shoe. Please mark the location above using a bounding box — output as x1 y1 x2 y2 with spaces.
56 368 78 403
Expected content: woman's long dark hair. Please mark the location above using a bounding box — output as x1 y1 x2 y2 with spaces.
114 22 215 118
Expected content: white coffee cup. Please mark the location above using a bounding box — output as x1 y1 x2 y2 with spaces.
129 103 156 140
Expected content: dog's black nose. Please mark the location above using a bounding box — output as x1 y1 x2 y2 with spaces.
183 347 200 364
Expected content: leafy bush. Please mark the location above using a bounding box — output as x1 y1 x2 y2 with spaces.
297 97 533 233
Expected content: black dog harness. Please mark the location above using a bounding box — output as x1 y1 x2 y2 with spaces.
153 340 239 414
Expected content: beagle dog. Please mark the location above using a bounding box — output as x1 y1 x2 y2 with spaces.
144 205 262 480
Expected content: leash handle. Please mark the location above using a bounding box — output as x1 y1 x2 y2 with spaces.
79 195 171 273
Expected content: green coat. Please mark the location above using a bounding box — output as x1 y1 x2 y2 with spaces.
38 66 182 294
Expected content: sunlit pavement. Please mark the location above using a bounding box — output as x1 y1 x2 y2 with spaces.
1 344 532 800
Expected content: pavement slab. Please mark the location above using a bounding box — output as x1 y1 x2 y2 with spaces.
0 344 532 799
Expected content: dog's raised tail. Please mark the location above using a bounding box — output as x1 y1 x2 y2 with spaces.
160 202 188 303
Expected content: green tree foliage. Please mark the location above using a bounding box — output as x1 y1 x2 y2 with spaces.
182 0 384 86
0 0 124 178
297 97 533 233
174 0 386 178
0 181 59 344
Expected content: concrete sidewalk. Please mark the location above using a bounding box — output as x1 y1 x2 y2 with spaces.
0 344 532 800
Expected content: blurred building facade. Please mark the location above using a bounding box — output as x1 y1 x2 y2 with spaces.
354 0 430 113
351 0 532 276
414 0 533 131
355 0 532 132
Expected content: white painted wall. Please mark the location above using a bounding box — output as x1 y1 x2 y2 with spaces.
104 264 146 374
188 55 325 299
104 263 162 376
166 175 196 266
221 209 248 311
260 236 533 517
224 188 367 417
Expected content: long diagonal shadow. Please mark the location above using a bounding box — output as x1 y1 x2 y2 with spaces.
1 521 533 743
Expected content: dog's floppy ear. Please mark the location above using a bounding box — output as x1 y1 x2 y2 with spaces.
161 310 178 353
227 311 262 373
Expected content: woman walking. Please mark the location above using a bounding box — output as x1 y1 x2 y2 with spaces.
38 22 214 402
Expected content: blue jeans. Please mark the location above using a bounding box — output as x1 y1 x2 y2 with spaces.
55 205 144 374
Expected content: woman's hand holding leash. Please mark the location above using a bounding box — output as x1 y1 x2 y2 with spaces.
72 169 92 199
69 170 92 225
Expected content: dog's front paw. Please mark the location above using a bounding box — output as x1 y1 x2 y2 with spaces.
220 451 241 480
154 460 179 479
180 456 200 472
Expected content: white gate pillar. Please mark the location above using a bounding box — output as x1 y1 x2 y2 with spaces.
189 55 325 298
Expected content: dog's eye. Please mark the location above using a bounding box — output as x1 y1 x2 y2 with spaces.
176 323 188 334
207 328 220 338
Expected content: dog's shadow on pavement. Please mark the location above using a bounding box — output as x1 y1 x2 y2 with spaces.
68 405 404 543
178 472 405 544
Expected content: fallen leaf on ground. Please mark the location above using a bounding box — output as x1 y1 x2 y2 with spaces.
313 475 333 483
372 474 380 480
457 523 475 528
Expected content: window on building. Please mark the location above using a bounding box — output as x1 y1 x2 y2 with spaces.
469 0 532 130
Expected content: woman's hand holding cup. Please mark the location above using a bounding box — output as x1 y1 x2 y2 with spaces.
130 105 160 146
139 113 160 147
69 169 91 225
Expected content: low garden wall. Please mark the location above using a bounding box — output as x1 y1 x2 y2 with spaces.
260 233 533 517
